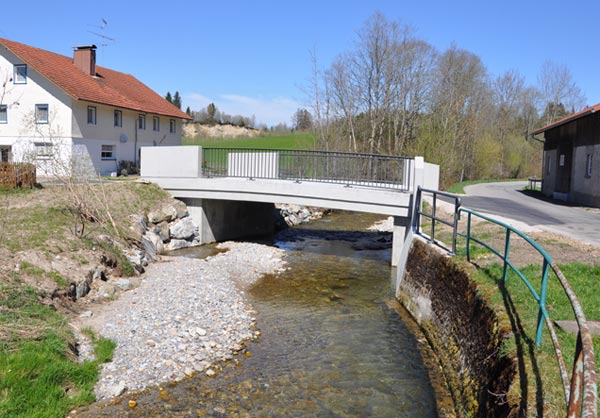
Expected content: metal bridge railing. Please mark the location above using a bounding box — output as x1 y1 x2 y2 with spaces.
201 147 413 191
414 186 597 418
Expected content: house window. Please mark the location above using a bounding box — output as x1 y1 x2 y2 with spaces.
0 105 7 124
14 64 27 84
114 110 122 127
586 154 593 178
35 104 49 124
101 145 115 160
87 106 97 125
153 116 160 132
138 114 146 130
0 146 10 162
34 142 53 159
169 119 175 133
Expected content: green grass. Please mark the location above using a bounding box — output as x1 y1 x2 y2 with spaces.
3 206 71 252
446 178 526 194
18 262 69 287
0 279 115 418
184 131 315 150
471 262 599 416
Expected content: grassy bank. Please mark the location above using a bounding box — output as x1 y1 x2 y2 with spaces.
418 207 598 416
471 262 599 416
0 275 115 418
0 181 171 417
183 131 315 150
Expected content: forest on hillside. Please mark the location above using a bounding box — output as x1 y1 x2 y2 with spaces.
306 12 586 186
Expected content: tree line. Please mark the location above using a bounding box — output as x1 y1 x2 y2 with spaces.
307 12 586 186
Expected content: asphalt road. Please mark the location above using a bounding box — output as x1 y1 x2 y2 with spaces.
453 181 600 248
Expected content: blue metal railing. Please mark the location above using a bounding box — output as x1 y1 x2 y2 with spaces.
414 186 597 418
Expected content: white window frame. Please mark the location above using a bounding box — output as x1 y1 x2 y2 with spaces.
138 114 146 130
153 116 160 132
14 64 27 84
586 153 593 178
101 144 115 160
35 104 49 124
0 105 7 124
169 119 175 133
34 142 53 159
87 106 97 125
114 109 122 127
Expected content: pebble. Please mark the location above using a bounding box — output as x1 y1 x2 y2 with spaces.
75 242 286 400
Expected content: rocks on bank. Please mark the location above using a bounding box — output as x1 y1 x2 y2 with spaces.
276 204 328 228
126 200 201 268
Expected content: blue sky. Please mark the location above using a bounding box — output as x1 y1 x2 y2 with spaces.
1 0 599 126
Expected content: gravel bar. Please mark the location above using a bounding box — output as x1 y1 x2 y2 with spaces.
74 241 287 400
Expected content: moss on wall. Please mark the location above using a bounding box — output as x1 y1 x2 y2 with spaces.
399 239 518 417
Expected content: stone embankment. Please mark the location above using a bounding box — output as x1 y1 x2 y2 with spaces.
69 200 203 301
75 241 287 400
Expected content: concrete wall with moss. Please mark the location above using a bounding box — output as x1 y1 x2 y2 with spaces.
398 239 517 417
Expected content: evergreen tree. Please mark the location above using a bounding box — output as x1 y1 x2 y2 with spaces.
173 91 182 109
165 91 173 103
185 106 192 116
207 103 217 124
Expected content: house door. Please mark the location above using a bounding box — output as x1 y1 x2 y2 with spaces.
0 146 11 163
556 141 573 194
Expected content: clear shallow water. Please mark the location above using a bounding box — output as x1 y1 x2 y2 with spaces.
78 212 438 417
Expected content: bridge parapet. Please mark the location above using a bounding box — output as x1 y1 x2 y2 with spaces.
141 146 438 192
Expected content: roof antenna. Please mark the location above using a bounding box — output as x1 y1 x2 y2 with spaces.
87 18 116 56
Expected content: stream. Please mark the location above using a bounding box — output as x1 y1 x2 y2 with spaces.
78 211 438 417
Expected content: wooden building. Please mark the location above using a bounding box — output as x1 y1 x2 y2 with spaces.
531 104 600 208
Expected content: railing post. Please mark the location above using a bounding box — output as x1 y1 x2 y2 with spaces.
451 198 461 255
536 259 551 345
430 192 437 244
502 229 511 282
466 212 472 262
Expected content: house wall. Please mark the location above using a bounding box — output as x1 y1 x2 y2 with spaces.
0 46 73 168
571 144 600 207
542 112 600 207
72 101 183 175
541 148 557 197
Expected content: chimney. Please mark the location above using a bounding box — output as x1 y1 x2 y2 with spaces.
73 45 97 76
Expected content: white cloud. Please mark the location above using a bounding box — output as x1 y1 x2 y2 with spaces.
184 92 301 127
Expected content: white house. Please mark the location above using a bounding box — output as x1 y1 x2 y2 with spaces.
0 38 191 176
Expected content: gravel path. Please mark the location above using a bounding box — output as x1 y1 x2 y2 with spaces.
73 241 286 400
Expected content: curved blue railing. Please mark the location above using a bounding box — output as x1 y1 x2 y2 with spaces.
413 186 597 418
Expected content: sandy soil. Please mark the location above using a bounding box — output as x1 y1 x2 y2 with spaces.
183 123 261 139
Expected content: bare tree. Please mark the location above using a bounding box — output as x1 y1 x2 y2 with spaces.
537 60 586 125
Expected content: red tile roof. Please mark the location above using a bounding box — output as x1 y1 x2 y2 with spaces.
0 37 191 120
531 103 600 136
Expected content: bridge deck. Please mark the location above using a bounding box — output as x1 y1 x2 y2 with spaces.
144 176 413 217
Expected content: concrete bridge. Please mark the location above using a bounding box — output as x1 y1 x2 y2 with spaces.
140 146 439 266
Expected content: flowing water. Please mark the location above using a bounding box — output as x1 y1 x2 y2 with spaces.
79 212 438 417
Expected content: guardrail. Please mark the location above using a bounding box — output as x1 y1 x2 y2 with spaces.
414 186 597 418
201 147 413 191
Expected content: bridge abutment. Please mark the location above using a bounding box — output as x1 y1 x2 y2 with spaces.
391 215 412 267
181 198 275 244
